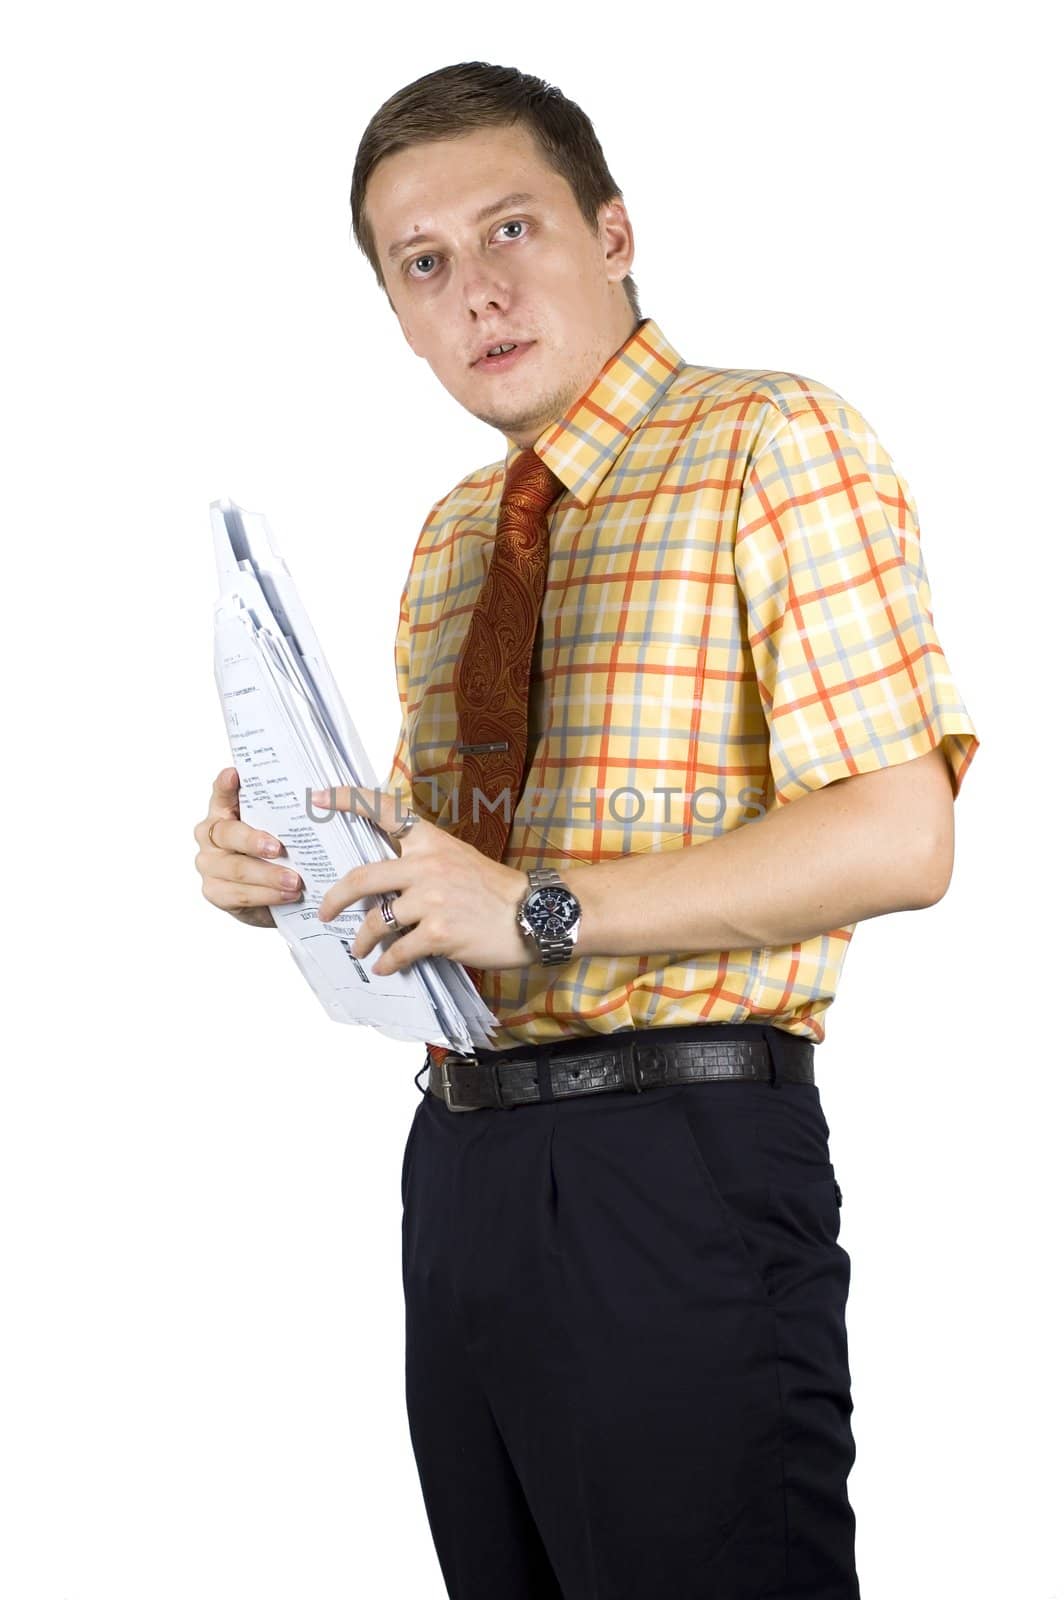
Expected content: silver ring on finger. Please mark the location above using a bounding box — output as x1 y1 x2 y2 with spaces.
386 809 419 840
380 895 397 926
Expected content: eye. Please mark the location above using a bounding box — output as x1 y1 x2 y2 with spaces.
403 219 529 281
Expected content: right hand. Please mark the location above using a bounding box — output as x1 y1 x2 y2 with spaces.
194 767 304 928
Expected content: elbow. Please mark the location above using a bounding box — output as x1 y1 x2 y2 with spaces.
847 746 959 914
916 840 954 907
910 748 960 907
908 816 956 908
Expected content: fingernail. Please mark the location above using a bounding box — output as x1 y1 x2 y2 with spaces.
309 790 328 805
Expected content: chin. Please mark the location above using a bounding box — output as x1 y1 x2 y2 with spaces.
465 398 543 435
473 382 579 440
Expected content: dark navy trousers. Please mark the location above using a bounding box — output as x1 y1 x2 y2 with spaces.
400 1023 860 1599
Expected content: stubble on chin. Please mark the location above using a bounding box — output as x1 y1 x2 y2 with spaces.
468 375 581 441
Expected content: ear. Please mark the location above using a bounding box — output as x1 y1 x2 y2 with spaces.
598 198 635 285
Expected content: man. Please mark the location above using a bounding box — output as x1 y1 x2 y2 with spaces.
194 61 979 1600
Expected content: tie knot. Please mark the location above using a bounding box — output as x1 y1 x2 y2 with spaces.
502 448 566 514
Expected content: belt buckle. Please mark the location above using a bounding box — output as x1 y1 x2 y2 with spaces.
439 1054 465 1112
439 1052 502 1113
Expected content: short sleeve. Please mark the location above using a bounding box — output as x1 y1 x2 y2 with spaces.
734 403 980 806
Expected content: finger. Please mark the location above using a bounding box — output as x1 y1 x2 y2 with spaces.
318 860 409 923
308 783 358 815
208 767 242 819
195 813 284 859
351 895 411 958
371 924 423 976
200 866 305 911
309 784 406 835
350 912 380 960
196 845 302 893
199 768 283 857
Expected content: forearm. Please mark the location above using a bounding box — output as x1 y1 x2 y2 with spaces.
566 773 944 959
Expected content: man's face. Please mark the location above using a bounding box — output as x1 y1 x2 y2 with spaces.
363 122 637 445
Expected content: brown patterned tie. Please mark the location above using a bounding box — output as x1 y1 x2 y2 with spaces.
425 448 564 1062
452 446 566 861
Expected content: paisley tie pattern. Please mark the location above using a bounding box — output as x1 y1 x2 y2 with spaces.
453 448 566 862
426 447 565 1062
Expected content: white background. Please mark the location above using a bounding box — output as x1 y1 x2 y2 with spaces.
2 2 1058 1596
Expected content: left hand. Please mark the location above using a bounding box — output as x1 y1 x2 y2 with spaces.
311 784 535 976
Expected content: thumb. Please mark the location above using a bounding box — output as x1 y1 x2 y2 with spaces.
210 766 242 817
309 782 353 811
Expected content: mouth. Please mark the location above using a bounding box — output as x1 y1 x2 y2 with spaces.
471 340 535 373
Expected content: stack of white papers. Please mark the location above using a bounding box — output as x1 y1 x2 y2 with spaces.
211 496 500 1054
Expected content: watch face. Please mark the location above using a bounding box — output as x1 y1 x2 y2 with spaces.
525 885 580 938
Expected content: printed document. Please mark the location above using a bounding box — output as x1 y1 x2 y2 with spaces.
211 496 500 1054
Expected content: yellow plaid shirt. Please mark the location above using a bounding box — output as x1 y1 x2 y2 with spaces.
387 317 980 1048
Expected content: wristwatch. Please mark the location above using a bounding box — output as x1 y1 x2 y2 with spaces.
516 868 582 966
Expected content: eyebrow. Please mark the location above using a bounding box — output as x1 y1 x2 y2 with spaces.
386 192 537 262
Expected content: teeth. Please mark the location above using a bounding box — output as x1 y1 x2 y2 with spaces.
487 343 517 357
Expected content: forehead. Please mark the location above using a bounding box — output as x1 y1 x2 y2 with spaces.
365 123 573 255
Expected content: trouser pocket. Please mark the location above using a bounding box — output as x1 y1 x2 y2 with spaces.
670 1081 844 1299
669 1087 773 1300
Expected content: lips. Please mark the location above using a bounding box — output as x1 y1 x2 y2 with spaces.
472 340 534 372
472 337 522 362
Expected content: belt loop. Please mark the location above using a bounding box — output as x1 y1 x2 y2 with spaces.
535 1052 556 1103
761 1026 783 1090
414 1053 431 1097
487 1056 510 1110
620 1034 645 1093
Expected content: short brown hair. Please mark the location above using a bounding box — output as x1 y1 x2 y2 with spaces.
349 61 640 316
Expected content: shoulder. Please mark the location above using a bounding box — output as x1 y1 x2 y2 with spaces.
404 455 508 574
663 360 907 492
660 359 868 438
436 454 508 512
422 455 507 532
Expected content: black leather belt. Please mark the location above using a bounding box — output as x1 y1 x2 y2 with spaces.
422 1022 815 1112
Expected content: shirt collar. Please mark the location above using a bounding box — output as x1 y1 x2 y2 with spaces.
503 317 686 508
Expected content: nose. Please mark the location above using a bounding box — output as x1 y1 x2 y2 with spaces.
459 260 511 318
